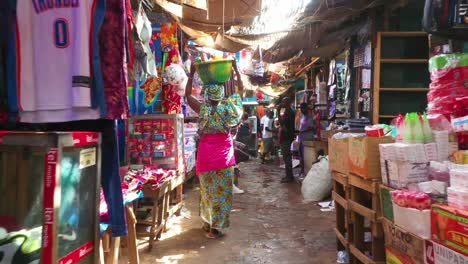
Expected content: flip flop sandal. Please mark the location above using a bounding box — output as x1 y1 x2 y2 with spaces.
206 229 224 239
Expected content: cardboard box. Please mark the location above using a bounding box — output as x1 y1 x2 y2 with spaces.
380 184 395 221
329 136 350 174
425 240 468 264
385 246 418 264
431 204 468 255
348 136 394 179
394 203 431 240
382 219 426 264
386 161 429 189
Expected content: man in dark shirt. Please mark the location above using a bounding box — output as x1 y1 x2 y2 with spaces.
277 97 296 183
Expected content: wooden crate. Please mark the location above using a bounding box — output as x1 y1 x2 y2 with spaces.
332 171 351 251
348 173 385 264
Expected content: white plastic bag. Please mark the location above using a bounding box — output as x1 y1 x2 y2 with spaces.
301 156 332 202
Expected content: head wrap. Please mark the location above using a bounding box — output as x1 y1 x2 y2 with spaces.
204 84 224 101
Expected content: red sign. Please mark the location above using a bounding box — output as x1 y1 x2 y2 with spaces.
71 132 99 146
58 241 95 264
41 148 58 264
431 204 468 255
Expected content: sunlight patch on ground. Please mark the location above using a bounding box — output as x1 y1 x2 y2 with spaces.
155 254 185 264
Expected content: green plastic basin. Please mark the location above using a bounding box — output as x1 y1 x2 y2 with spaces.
194 59 233 85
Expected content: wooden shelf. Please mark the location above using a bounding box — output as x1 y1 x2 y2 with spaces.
380 31 428 37
380 59 428 63
379 115 396 118
379 88 429 92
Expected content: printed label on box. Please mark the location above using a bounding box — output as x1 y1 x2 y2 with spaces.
425 240 468 264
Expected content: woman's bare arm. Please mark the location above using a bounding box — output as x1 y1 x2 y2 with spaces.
232 60 244 97
185 64 201 113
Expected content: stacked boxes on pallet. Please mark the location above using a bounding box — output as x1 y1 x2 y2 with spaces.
378 140 468 263
330 133 394 264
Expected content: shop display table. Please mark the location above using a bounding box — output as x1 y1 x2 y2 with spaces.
137 180 172 250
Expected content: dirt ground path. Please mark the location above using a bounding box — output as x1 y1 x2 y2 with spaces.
120 160 337 264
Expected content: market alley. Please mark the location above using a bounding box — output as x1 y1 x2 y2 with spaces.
120 160 337 264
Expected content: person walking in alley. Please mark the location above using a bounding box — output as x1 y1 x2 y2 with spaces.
297 103 316 176
260 110 274 163
185 60 244 239
277 97 296 183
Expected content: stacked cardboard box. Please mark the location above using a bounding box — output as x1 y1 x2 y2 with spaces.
330 134 394 264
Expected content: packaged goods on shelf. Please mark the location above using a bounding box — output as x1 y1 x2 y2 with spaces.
428 53 468 118
391 190 432 239
393 204 431 239
392 190 432 210
384 161 429 189
447 167 468 210
429 161 450 182
447 187 468 210
128 115 185 172
425 240 468 264
450 168 468 188
380 143 430 163
452 115 468 133
434 130 450 161
452 150 468 164
431 204 468 255
410 180 448 197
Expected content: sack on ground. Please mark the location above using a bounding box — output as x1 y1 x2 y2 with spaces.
301 156 332 202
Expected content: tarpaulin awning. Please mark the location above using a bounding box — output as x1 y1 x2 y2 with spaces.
257 84 291 98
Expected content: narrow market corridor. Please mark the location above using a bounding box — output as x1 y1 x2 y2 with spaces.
120 160 337 264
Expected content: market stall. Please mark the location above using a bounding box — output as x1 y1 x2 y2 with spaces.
329 5 468 264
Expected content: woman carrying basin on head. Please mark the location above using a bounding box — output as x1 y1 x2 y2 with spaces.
185 59 244 239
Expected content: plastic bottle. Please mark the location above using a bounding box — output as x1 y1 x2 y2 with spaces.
402 113 414 143
395 114 405 142
421 113 434 143
413 113 425 143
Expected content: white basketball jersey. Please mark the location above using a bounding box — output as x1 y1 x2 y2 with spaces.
16 0 97 121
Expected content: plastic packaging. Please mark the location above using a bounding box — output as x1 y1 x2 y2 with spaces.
391 190 432 210
337 251 349 264
421 113 434 143
402 113 414 143
428 161 450 183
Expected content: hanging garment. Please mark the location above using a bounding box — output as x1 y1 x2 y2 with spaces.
0 0 15 123
134 7 157 77
160 22 179 51
91 0 108 117
15 0 101 122
151 23 163 73
99 0 129 120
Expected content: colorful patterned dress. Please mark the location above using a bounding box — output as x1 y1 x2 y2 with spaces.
198 93 243 229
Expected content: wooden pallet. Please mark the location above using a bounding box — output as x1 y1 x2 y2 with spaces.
332 171 351 251
348 173 385 264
